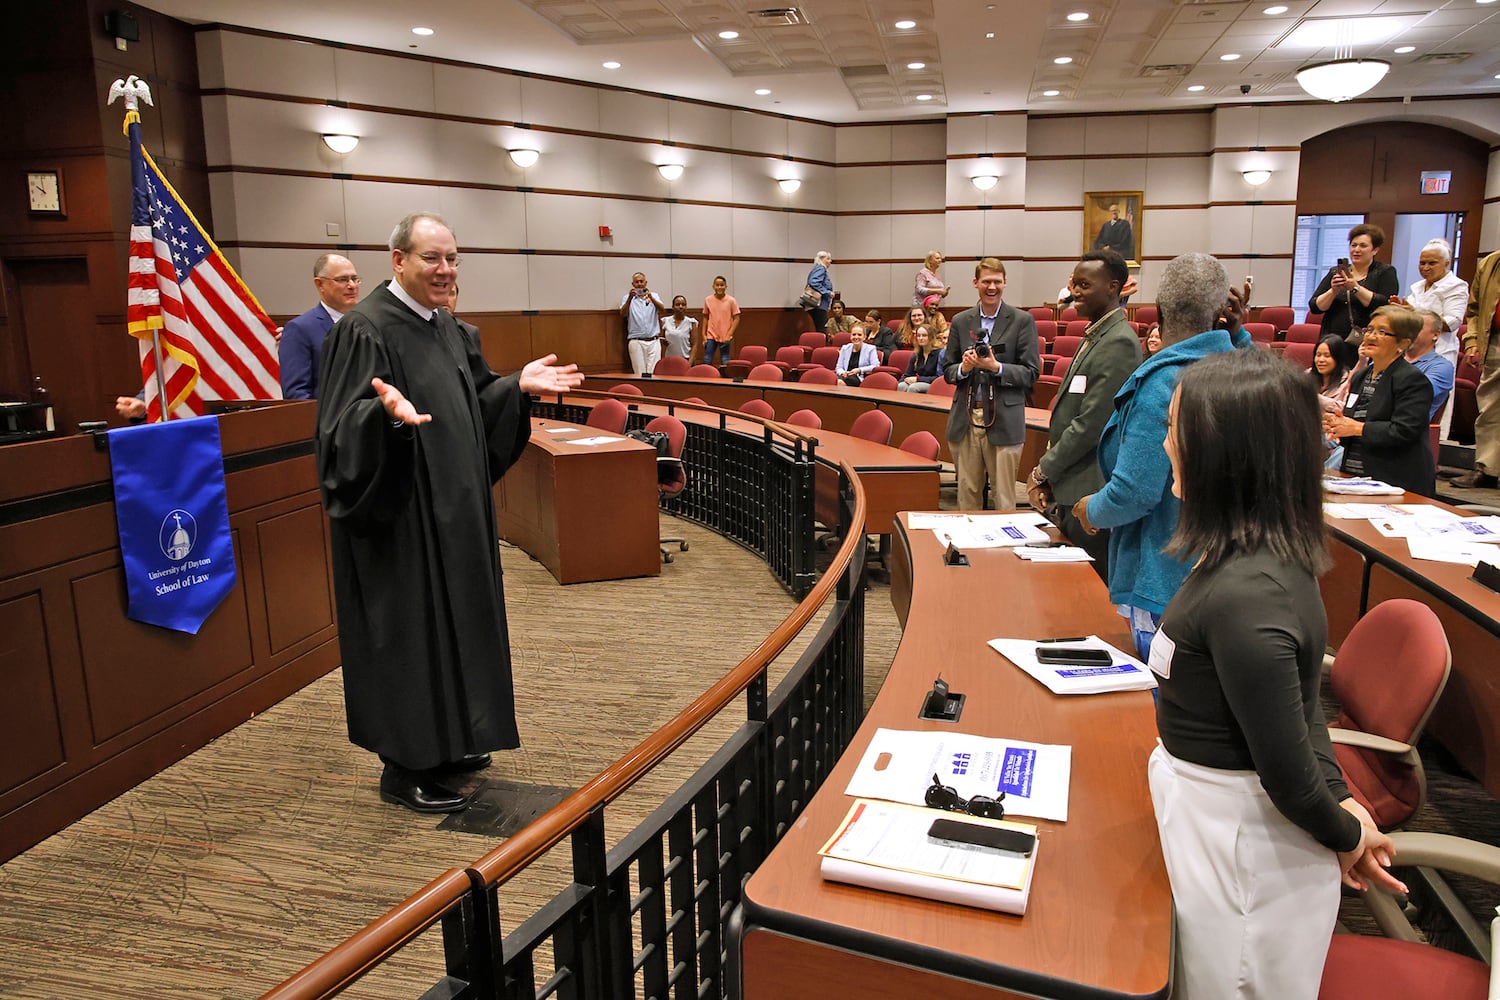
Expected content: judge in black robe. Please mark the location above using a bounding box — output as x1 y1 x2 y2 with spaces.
315 212 582 812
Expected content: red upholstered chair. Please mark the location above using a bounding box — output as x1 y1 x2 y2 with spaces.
1065 319 1090 339
878 349 914 378
928 376 957 398
739 398 775 420
748 362 783 382
1058 307 1080 323
785 408 822 429
1244 322 1276 344
860 372 899 391
609 383 644 395
848 409 893 446
645 414 689 562
724 359 753 380
688 364 722 378
1050 335 1083 360
1031 374 1063 411
1280 341 1315 369
1033 319 1058 350
1452 360 1480 444
1285 323 1322 344
773 346 804 370
831 331 852 349
898 430 941 461
1318 832 1499 1000
1258 306 1295 333
654 355 690 376
798 331 826 353
737 344 769 366
681 397 707 407
1133 305 1159 326
586 397 628 434
799 345 840 374
1027 306 1055 324
799 366 838 385
1328 599 1450 831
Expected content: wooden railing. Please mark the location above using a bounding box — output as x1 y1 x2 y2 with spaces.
264 411 869 999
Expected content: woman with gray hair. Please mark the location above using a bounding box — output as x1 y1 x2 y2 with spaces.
1070 253 1253 659
805 251 834 333
1402 237 1467 367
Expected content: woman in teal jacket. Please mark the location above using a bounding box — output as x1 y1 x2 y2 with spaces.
1072 253 1252 658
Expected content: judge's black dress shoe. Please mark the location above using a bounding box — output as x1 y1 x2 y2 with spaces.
379 765 471 814
431 752 492 775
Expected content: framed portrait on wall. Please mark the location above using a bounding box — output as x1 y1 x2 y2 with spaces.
1084 192 1142 264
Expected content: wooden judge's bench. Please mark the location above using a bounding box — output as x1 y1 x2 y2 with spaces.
0 402 340 863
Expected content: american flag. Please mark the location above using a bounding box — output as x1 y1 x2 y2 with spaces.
126 116 279 419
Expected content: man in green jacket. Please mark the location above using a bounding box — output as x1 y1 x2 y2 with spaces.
1027 250 1141 580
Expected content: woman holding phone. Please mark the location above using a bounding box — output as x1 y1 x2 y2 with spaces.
1150 348 1404 997
1308 224 1398 340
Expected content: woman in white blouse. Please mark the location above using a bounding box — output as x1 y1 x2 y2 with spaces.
1403 238 1468 367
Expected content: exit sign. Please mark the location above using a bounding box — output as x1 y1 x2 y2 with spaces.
1421 170 1452 195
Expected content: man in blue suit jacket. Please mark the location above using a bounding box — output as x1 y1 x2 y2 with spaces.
279 253 361 399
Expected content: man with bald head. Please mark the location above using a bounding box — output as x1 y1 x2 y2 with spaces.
279 252 361 399
316 212 584 815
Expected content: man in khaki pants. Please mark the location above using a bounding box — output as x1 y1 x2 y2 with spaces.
1456 250 1500 489
940 257 1040 510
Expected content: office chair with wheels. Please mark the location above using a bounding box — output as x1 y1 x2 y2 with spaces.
1319 832 1500 1000
586 398 629 434
645 414 689 563
1328 598 1450 831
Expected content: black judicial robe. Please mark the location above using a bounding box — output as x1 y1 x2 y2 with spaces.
315 281 530 770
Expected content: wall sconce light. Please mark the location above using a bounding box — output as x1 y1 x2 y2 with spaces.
777 177 801 193
1241 169 1272 186
971 175 999 192
508 148 540 168
321 134 360 154
657 163 684 181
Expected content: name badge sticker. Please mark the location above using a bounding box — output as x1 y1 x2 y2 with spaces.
1069 374 1087 394
1147 628 1176 680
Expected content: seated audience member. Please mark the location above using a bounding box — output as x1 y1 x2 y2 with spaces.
1311 334 1355 404
662 295 698 360
835 324 880 386
897 325 942 392
897 306 929 348
924 296 950 340
1151 347 1402 1000
931 322 949 353
1071 253 1253 659
1325 306 1435 496
1406 309 1455 421
1142 325 1162 358
823 299 855 341
868 314 899 365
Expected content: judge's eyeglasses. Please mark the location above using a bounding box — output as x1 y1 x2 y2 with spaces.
925 773 1005 820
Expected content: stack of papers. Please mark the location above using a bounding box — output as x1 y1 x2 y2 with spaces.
1324 477 1404 495
844 728 1072 821
819 799 1039 915
988 635 1156 695
907 512 1052 548
562 435 620 446
1014 545 1092 562
1325 502 1500 566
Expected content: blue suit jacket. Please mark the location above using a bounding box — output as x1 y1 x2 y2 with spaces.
280 304 335 399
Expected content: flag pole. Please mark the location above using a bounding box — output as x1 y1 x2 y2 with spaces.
150 329 170 421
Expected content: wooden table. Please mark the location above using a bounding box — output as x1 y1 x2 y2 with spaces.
1320 493 1500 796
734 514 1172 1000
493 418 661 585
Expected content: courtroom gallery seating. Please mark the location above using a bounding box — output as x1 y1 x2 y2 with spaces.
586 397 629 434
748 363 783 382
831 331 852 348
1259 306 1295 333
1134 305 1159 326
799 367 838 385
688 364 722 378
738 345 769 366
798 331 826 354
654 355 691 376
1066 319 1090 339
898 430 941 461
1034 319 1058 350
644 414 689 563
1027 306 1055 324
1244 322 1277 344
785 408 821 429
609 383 644 395
1285 323 1322 344
773 346 804 371
799 346 840 374
848 409 893 446
928 375 957 397
881 349 914 378
1280 341 1315 369
739 399 775 420
860 372 898 391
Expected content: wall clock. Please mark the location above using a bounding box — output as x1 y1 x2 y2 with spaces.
27 170 64 215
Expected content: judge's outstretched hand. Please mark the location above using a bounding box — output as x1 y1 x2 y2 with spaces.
519 354 585 395
371 377 432 426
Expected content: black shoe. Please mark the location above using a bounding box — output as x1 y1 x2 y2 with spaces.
379 765 471 814
431 752 493 775
1453 468 1499 489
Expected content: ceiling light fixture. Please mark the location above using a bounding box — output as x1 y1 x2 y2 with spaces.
718 30 739 39
1394 45 1415 53
508 148 539 168
1242 169 1273 186
1187 84 1206 92
1220 53 1241 61
778 178 801 193
1263 5 1288 13
971 175 999 191
908 61 926 69
916 94 933 101
602 61 621 69
1066 12 1089 21
411 26 434 36
657 163 684 181
1043 89 1061 97
1054 56 1073 64
1296 58 1390 102
321 134 359 154
895 19 917 29
755 88 771 95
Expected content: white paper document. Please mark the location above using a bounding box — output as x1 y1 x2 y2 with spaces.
819 799 1039 915
1323 477 1404 496
563 435 620 446
844 728 1072 821
988 635 1156 695
1406 535 1495 566
930 513 1051 549
907 513 972 530
542 426 579 435
1013 545 1093 562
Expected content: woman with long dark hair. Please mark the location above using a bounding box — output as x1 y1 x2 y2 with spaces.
1150 348 1403 998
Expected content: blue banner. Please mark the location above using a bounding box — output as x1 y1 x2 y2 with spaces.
109 415 237 634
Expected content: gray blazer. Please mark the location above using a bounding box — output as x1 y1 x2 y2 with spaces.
942 301 1040 447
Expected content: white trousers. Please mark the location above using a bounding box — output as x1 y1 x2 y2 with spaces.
1148 744 1340 1000
628 338 662 377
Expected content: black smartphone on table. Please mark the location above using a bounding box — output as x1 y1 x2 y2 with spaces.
1035 646 1112 665
928 818 1035 856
